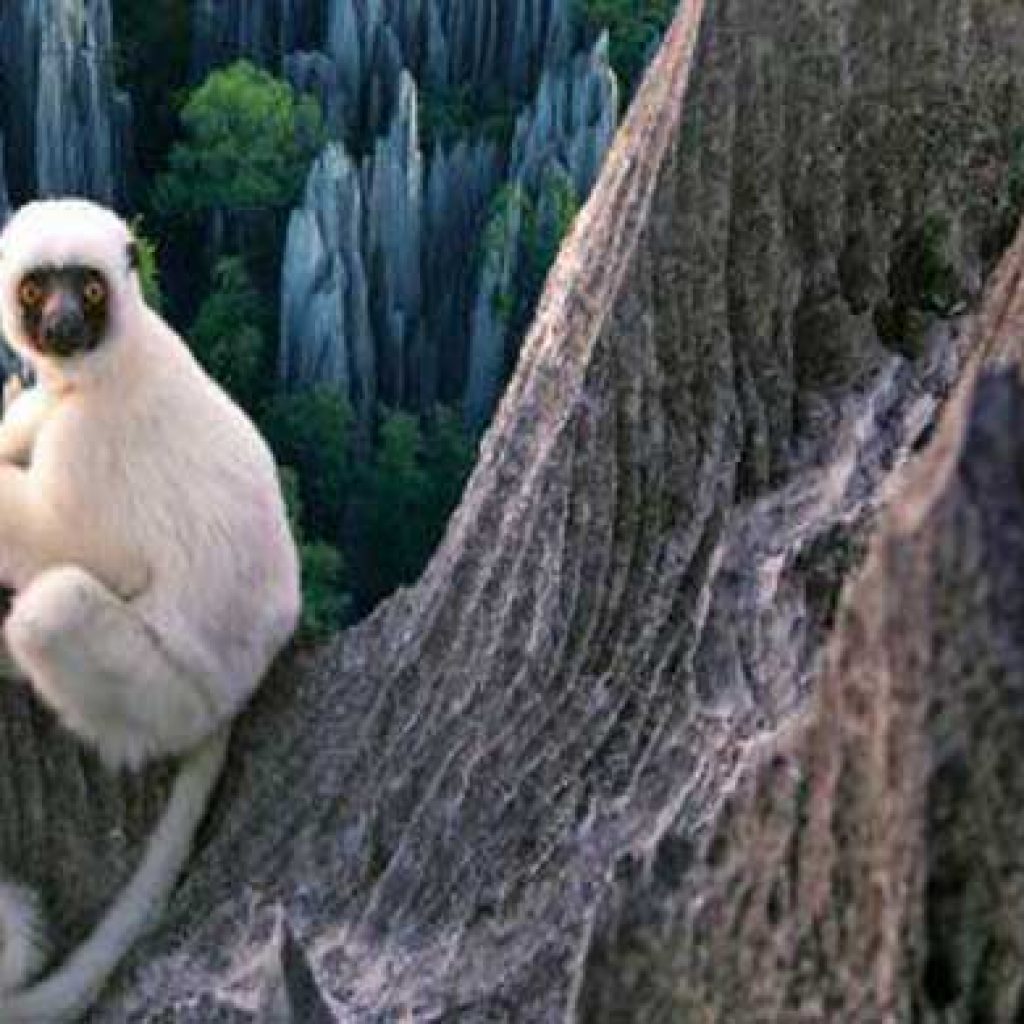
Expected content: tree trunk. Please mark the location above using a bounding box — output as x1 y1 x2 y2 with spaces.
4 1 1024 1019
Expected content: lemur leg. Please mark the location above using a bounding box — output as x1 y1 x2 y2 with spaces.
5 567 219 769
0 466 71 587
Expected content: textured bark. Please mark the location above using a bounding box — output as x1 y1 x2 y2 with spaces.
5 0 1024 1020
579 230 1024 1023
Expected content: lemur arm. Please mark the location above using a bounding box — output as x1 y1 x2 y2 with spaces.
0 384 53 467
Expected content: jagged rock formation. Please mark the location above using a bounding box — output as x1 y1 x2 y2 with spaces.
194 0 572 106
194 0 616 425
464 33 617 427
279 33 617 423
6 0 1024 1020
191 0 325 79
279 72 428 418
0 0 129 208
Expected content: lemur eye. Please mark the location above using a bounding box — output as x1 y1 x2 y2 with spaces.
83 279 107 306
18 279 43 307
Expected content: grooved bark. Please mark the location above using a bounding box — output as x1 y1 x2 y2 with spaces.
3 1 1024 1020
580 224 1024 1022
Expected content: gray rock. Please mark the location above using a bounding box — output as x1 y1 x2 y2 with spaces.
0 0 126 206
423 137 502 408
362 70 424 406
187 0 620 426
280 28 619 426
509 32 619 197
279 143 375 421
191 0 324 78
284 51 346 138
321 0 573 113
278 73 427 420
465 183 527 428
463 33 619 425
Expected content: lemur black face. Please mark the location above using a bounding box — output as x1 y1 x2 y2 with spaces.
17 263 109 358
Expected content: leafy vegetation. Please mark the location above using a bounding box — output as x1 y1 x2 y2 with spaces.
130 218 164 311
419 83 516 149
875 214 964 359
154 61 324 221
188 257 269 412
575 0 676 99
263 388 355 545
110 2 669 637
279 468 351 640
266 393 475 618
353 408 477 608
355 411 432 604
481 173 580 338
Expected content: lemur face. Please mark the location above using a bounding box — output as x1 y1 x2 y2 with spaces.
0 200 143 376
16 263 111 358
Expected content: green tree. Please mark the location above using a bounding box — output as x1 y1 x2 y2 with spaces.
263 388 355 543
353 407 476 608
576 0 675 98
358 410 430 604
421 406 477 545
154 61 324 221
129 218 164 312
188 257 267 411
279 467 351 639
520 170 580 334
479 172 580 340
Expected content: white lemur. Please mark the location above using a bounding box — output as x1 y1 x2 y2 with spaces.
0 199 301 1021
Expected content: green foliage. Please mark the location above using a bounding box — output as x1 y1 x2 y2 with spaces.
272 400 472 615
420 406 478 543
523 171 580 310
112 0 192 177
189 257 267 411
575 0 675 98
154 61 324 219
263 388 355 544
358 410 431 602
354 407 476 608
480 173 580 333
875 214 964 359
279 467 351 639
129 218 164 312
481 185 528 256
419 83 515 149
298 541 351 638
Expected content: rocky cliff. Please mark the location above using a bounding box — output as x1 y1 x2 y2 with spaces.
5 0 1024 1020
194 0 619 426
279 31 617 424
0 0 129 210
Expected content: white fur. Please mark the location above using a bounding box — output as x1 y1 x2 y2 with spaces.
0 199 301 1021
0 385 55 466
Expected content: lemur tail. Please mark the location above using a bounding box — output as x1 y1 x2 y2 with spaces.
0 729 229 1023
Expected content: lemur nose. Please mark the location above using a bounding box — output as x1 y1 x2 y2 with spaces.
42 291 86 350
45 310 85 343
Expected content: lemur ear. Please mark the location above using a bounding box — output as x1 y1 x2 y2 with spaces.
127 240 140 273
